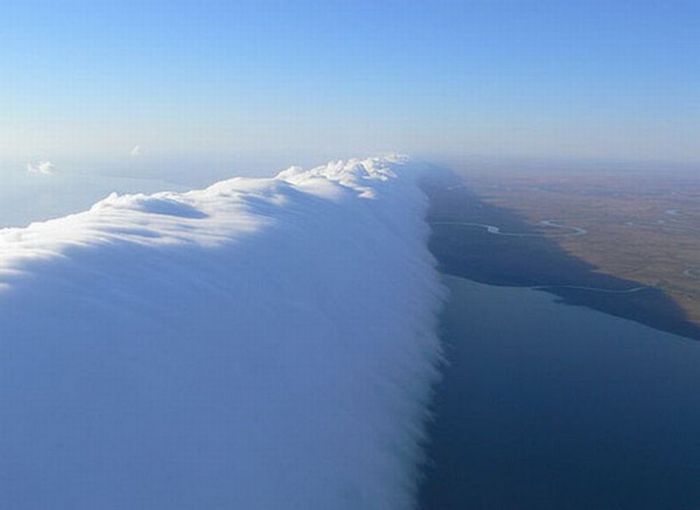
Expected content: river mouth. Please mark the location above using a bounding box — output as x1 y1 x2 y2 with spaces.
418 275 700 510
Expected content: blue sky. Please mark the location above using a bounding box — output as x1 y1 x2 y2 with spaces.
2 0 699 168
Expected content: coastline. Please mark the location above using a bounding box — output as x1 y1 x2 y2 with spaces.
421 171 700 341
419 274 700 509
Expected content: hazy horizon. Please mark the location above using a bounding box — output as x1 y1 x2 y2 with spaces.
3 0 699 174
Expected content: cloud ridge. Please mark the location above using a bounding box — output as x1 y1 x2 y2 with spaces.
0 156 444 509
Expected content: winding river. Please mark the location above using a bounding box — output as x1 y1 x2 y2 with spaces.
430 219 587 238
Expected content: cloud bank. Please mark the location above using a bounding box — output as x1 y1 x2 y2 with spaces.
0 156 444 509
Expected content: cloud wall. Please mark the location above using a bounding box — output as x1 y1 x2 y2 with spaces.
0 156 444 509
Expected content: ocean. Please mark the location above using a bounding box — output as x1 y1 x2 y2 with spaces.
420 275 700 509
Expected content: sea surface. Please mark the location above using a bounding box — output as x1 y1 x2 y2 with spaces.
419 275 700 510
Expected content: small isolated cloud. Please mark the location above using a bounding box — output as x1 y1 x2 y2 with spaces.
26 161 56 175
130 145 141 157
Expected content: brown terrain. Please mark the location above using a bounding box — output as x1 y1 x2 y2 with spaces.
455 167 700 326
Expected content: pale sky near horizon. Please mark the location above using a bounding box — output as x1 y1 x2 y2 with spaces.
2 0 699 171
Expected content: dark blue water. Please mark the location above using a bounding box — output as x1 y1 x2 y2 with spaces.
419 275 700 510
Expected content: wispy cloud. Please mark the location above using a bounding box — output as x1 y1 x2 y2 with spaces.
130 145 141 157
26 161 56 175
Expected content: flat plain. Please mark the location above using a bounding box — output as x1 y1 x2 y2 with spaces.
423 165 700 340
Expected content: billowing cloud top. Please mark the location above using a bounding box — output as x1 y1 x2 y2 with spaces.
0 156 444 509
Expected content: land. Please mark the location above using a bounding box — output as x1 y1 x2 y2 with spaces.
421 164 700 340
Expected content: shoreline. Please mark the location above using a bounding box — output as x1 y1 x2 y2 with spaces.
419 274 700 509
421 172 700 341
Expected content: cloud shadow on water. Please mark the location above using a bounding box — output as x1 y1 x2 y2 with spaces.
419 166 700 341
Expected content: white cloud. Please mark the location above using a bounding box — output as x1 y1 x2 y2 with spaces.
26 160 56 175
130 145 141 156
0 156 443 509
